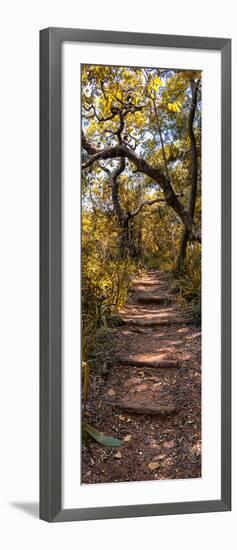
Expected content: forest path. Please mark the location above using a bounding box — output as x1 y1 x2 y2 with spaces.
82 269 201 484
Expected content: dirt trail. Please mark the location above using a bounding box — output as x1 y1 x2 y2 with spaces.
82 269 201 484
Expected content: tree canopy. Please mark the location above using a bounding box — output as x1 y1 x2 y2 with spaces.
82 64 201 252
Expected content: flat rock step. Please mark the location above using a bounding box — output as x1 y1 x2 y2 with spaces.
137 294 171 304
121 317 185 327
133 279 160 285
121 326 151 334
133 281 160 287
108 400 176 415
116 355 179 368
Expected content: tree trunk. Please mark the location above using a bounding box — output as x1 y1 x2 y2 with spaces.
120 219 129 258
176 79 200 271
136 183 144 260
120 218 138 259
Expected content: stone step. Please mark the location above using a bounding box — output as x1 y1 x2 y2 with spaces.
137 294 172 305
108 400 176 415
116 354 179 368
133 281 160 287
121 317 185 327
121 326 150 334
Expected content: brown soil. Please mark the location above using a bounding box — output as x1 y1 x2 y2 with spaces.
82 269 201 484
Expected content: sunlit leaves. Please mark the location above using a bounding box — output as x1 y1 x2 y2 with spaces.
146 74 163 98
167 100 181 113
153 75 163 90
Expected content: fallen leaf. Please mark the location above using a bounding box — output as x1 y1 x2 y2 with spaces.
118 415 125 421
82 422 122 447
114 451 122 459
148 461 160 471
124 434 132 442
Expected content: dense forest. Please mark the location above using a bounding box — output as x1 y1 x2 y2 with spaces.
81 64 202 482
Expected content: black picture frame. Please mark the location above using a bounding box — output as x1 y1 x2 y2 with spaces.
40 27 231 522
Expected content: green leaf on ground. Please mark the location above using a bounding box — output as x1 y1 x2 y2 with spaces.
82 421 122 447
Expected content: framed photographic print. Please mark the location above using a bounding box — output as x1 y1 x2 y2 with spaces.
40 27 231 522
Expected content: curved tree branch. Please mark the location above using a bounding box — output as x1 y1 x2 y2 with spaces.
128 197 164 218
82 132 201 242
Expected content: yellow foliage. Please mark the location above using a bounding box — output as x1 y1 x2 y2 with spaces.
168 101 181 113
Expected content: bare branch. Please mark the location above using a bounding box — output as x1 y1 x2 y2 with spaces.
153 93 170 181
129 197 165 218
82 103 118 123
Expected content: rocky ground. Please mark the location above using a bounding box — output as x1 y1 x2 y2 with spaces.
82 269 201 484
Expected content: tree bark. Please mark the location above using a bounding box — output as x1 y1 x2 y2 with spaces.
176 79 200 271
100 159 166 259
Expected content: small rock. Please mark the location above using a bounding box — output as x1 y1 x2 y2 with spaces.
114 451 122 459
163 441 174 449
137 384 148 392
107 388 116 396
148 461 160 471
124 434 132 442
